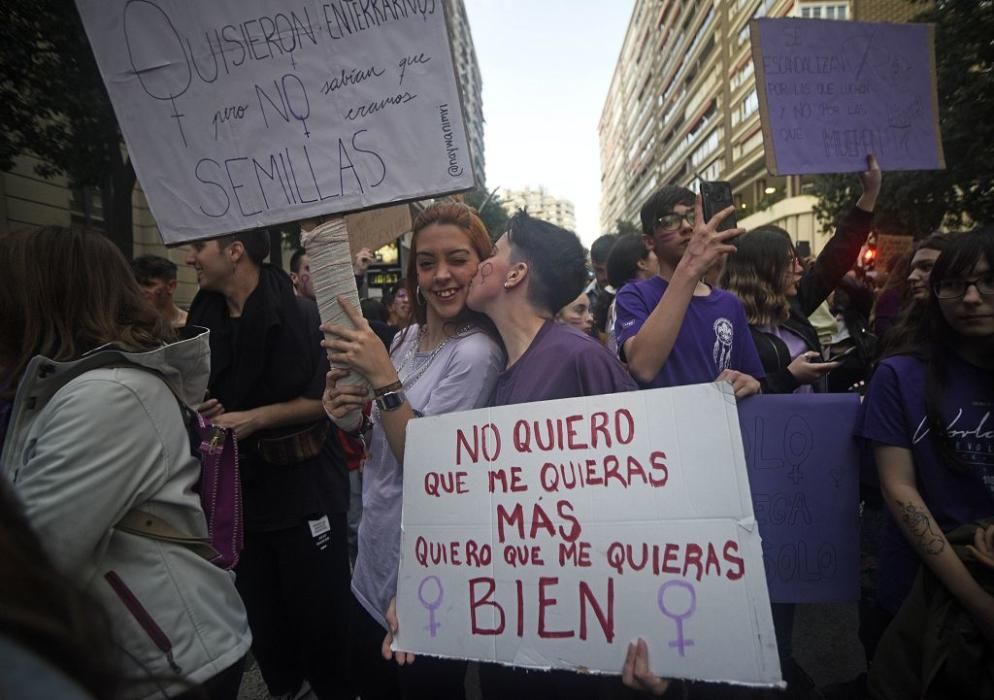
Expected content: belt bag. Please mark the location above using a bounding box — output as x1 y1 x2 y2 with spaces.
252 420 329 466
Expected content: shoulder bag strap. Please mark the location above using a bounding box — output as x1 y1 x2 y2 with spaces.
116 509 221 563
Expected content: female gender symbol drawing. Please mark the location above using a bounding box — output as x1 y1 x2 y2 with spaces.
418 576 444 637
657 580 697 657
124 0 192 147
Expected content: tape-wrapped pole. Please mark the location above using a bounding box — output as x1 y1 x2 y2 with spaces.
303 217 370 432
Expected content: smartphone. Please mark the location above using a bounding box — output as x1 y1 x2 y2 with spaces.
808 346 857 364
700 180 737 232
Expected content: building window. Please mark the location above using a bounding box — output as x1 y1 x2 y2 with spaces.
800 4 848 20
691 129 722 168
70 187 105 230
753 0 776 18
732 60 754 89
731 89 758 126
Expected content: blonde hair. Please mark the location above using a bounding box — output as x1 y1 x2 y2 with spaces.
721 228 794 327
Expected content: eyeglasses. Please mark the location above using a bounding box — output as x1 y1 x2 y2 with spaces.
933 275 994 299
655 211 696 232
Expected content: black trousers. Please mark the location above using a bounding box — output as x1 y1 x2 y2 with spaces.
175 657 247 700
350 592 467 700
235 513 352 699
478 662 607 700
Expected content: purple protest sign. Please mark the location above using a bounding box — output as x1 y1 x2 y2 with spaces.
738 393 861 604
750 18 944 175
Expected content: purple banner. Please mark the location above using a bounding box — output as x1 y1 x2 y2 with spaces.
738 393 861 603
751 18 944 175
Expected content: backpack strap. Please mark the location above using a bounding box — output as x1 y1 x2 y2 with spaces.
117 509 222 563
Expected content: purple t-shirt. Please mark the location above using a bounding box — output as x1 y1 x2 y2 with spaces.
859 353 994 611
614 276 765 389
490 321 637 406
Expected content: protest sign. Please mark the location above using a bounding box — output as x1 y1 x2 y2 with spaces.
750 18 944 175
345 203 413 257
75 0 475 244
394 383 783 687
875 233 915 274
738 394 861 604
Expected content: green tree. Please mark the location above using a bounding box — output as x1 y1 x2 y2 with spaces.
811 0 994 238
615 218 641 236
463 187 511 240
1 0 136 253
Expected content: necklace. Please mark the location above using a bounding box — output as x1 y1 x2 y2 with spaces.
397 323 474 393
371 323 474 426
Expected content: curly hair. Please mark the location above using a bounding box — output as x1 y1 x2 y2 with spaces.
721 228 794 327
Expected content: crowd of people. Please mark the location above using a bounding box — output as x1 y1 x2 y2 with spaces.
0 151 992 700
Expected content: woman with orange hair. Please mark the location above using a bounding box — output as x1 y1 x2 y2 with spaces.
322 203 505 699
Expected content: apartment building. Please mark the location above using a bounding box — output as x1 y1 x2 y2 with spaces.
502 186 578 231
599 0 928 252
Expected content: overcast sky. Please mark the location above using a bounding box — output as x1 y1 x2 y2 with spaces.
463 1 634 246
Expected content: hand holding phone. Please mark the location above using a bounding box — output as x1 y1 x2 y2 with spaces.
807 346 857 364
700 180 737 232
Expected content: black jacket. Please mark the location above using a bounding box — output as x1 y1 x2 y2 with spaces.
753 206 874 394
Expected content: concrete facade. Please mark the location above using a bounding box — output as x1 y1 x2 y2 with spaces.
501 186 577 231
599 0 931 254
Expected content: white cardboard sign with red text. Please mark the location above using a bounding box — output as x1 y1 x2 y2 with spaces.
394 383 783 687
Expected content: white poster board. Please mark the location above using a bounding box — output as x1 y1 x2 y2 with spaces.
75 0 475 243
395 383 783 687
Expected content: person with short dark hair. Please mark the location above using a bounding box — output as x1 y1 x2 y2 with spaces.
604 234 658 355
288 247 314 300
185 229 351 700
586 233 619 337
131 254 188 328
467 212 635 406
459 213 657 698
615 187 762 397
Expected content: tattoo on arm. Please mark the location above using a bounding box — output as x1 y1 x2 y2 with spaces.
897 500 945 555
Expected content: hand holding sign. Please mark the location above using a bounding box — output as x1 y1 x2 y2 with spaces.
321 297 399 388
382 597 416 666
622 639 673 697
857 153 883 212
322 368 369 423
394 384 782 685
751 18 944 175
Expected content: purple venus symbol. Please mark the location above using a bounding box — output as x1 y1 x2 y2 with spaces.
418 575 444 637
657 580 697 657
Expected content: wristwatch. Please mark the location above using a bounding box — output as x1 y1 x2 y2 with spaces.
375 389 407 412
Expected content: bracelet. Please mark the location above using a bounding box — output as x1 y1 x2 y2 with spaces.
345 412 372 437
373 379 403 398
